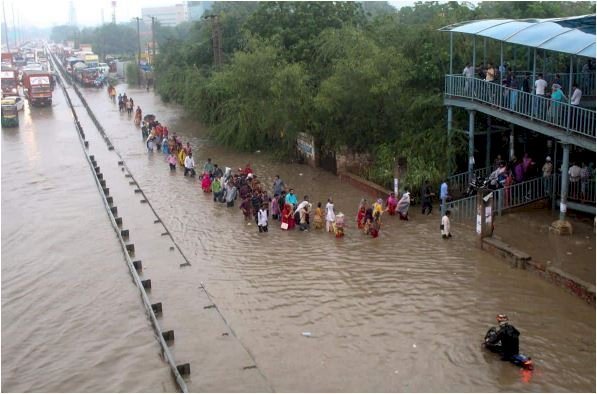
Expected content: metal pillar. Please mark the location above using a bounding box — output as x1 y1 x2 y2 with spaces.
500 42 504 76
483 37 486 66
509 125 515 161
566 56 574 131
527 47 531 71
449 32 453 75
559 144 570 221
551 141 558 211
531 48 537 120
136 17 141 86
473 36 476 72
486 118 492 168
447 106 453 137
468 110 476 180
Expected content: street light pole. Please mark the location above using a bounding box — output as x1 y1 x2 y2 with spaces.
151 16 156 64
135 16 141 86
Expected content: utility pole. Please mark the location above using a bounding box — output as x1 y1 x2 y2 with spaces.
135 16 141 86
149 16 155 63
3 1 11 52
11 2 17 48
204 14 222 67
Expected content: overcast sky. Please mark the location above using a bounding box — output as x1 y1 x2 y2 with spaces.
3 0 431 28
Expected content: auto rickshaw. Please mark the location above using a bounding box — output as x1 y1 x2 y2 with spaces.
1 99 19 127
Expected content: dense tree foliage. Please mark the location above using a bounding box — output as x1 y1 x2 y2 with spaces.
151 1 595 188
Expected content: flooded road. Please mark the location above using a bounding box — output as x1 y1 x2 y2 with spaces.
1 88 176 392
1 74 594 392
76 84 595 392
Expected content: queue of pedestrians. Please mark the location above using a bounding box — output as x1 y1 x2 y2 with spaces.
123 102 450 239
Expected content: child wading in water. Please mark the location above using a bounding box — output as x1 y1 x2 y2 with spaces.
441 210 452 239
167 153 177 171
258 203 268 233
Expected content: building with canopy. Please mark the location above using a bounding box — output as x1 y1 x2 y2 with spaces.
440 14 596 229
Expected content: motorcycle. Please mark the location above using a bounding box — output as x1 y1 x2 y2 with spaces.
483 327 534 370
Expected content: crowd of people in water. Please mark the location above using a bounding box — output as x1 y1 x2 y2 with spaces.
110 87 453 239
110 93 452 238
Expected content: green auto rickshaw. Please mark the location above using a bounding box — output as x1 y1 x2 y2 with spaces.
1 99 19 127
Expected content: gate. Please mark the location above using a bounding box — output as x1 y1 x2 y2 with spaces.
319 149 337 175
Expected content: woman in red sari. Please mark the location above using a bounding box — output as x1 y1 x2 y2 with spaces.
281 203 295 230
356 198 367 229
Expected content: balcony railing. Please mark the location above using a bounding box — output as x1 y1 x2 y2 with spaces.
509 71 596 97
554 173 596 205
448 165 493 196
445 75 596 140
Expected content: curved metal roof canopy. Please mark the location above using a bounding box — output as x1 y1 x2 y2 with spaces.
439 14 596 58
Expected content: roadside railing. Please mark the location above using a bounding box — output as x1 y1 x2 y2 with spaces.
445 194 477 224
554 173 596 205
448 165 492 196
445 75 596 139
495 176 551 214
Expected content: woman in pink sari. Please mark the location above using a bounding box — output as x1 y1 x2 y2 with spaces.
201 172 212 193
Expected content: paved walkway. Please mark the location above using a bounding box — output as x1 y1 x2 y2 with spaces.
492 205 595 285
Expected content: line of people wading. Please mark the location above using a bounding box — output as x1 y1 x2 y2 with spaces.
115 91 452 240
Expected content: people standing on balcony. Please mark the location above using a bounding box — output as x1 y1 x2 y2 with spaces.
509 75 519 112
485 63 497 105
580 163 590 201
542 156 553 195
499 63 507 79
477 63 486 79
463 63 475 94
534 74 548 117
501 77 510 108
570 84 583 130
568 162 582 199
514 160 525 183
571 84 582 106
551 74 562 89
550 84 567 125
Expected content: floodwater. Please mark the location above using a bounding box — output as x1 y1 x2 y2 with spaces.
1 89 176 392
1 78 595 392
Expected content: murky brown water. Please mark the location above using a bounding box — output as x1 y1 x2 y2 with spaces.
1 90 176 392
2 79 595 392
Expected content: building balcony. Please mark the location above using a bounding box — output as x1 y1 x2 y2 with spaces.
444 75 596 151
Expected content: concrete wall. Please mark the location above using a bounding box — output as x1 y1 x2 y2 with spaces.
336 148 372 174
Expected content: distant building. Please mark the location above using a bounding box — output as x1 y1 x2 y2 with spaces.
141 1 213 27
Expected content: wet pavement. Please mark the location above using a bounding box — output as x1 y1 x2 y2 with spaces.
493 208 596 285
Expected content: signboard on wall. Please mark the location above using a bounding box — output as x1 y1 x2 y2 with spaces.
296 132 314 159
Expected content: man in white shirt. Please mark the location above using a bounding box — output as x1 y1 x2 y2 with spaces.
533 74 548 116
534 74 547 96
184 152 196 177
568 162 582 198
571 84 582 105
463 64 474 94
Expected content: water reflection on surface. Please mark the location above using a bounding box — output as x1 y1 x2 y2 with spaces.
79 85 595 392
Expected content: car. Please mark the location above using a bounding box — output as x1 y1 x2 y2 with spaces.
97 63 110 74
2 96 24 111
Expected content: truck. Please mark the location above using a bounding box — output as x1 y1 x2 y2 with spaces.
83 53 99 69
1 67 19 95
22 70 52 106
1 52 13 66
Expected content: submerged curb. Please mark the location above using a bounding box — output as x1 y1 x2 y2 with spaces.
482 237 595 305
